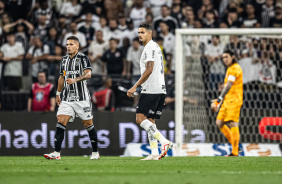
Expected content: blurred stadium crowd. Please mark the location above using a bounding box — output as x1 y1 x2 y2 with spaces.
0 0 282 111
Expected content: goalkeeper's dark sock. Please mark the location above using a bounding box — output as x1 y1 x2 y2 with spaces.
54 123 66 152
231 127 240 156
86 124 98 152
220 125 232 144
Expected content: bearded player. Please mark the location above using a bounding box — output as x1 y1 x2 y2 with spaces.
211 49 243 156
127 23 173 160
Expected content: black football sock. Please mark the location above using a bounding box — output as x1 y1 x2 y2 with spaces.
86 124 98 152
54 123 66 152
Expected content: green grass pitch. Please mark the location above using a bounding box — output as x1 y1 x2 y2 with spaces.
0 156 281 184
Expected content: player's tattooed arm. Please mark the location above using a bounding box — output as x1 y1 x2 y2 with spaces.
75 69 91 82
218 81 233 100
65 69 91 85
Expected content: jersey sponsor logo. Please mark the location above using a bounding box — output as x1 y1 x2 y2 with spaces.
66 70 79 75
83 107 91 113
63 70 66 76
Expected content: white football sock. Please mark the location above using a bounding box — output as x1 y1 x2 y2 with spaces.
140 119 167 144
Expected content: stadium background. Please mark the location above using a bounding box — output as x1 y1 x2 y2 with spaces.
0 0 281 156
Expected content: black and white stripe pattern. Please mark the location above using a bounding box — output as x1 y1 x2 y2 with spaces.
60 52 92 102
261 5 275 27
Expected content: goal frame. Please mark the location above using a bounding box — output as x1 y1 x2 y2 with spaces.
174 28 282 156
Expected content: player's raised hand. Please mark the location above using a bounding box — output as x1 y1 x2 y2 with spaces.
127 85 137 97
65 78 76 85
56 95 61 106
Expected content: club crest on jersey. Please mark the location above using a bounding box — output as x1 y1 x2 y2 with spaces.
144 52 147 60
152 50 155 58
115 51 120 58
75 58 81 66
36 92 44 102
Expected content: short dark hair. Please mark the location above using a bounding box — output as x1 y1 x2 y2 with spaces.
67 36 79 44
139 23 152 31
223 49 237 63
5 31 15 37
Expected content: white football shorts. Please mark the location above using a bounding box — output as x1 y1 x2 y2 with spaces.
57 101 93 122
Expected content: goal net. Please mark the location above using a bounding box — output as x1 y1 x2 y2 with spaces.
174 29 282 156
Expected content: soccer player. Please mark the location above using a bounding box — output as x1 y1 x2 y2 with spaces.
44 36 99 160
127 23 173 160
211 49 243 156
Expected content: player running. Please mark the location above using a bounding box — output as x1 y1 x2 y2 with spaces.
211 49 243 156
127 23 173 160
44 36 99 160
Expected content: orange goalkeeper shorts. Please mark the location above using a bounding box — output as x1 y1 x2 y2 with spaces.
216 103 242 123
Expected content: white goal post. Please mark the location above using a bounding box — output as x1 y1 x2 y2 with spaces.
174 28 282 156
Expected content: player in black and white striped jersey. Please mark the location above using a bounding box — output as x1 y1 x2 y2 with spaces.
44 36 99 160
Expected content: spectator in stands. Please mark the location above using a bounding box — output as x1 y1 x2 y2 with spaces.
27 71 55 112
269 4 282 27
33 14 49 42
145 13 154 28
78 12 96 46
60 0 82 24
224 8 242 28
159 21 175 73
88 30 109 75
120 18 138 45
241 3 261 28
126 37 143 106
197 0 219 20
104 0 123 20
120 37 130 60
92 77 115 111
171 0 183 26
29 0 56 27
204 35 225 90
225 35 247 59
102 38 127 77
98 16 110 41
261 0 275 27
180 9 195 28
62 22 87 51
0 12 13 34
4 19 34 51
45 27 61 81
154 5 179 35
26 36 50 83
57 15 68 45
0 1 5 17
0 32 24 91
129 0 147 28
203 10 219 28
80 0 103 16
118 13 127 32
148 0 172 17
107 19 122 46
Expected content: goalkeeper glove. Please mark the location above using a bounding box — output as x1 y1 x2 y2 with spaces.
211 97 222 112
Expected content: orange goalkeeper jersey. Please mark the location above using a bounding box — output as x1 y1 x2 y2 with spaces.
223 63 243 106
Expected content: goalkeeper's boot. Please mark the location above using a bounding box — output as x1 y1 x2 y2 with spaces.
141 155 159 161
90 152 100 159
44 151 61 160
225 153 238 157
238 147 243 153
159 141 173 159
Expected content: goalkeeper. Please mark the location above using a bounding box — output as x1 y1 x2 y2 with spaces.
211 49 243 156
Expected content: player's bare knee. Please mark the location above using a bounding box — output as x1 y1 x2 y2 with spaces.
82 120 93 127
136 114 146 124
216 120 223 128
